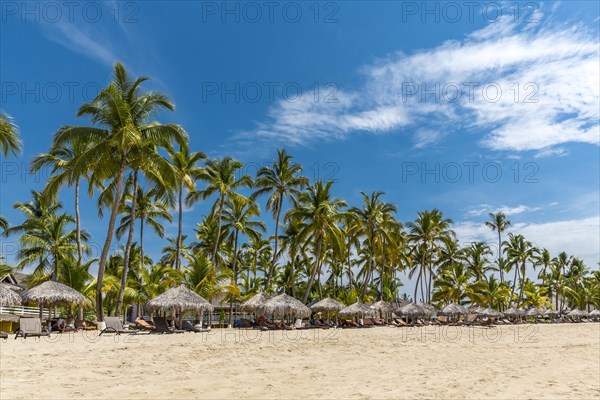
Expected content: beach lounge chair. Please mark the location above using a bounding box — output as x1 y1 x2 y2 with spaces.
152 317 185 334
182 320 210 333
0 332 7 340
99 317 139 336
131 318 156 331
14 317 50 340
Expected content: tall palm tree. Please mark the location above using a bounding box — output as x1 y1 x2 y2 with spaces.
169 145 206 271
252 149 308 289
462 242 492 282
504 233 534 307
52 62 187 320
161 235 191 268
279 217 306 297
485 212 511 283
186 157 252 264
0 111 22 156
286 180 346 303
222 197 266 325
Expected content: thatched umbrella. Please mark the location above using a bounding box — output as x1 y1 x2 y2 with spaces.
240 292 271 313
480 307 503 318
439 303 468 316
147 285 213 328
370 300 394 319
0 283 21 307
526 308 542 317
543 309 558 316
567 308 588 319
21 280 88 329
339 301 375 318
311 298 344 314
417 302 437 318
588 309 600 320
470 305 485 314
396 302 426 318
259 293 311 318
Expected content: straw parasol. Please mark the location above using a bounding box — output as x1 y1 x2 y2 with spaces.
0 283 21 307
526 308 541 317
543 309 558 316
21 280 87 306
370 300 394 315
417 302 437 318
147 285 214 313
310 298 344 314
439 303 468 316
479 307 503 318
339 301 375 317
588 309 600 320
470 305 485 314
259 293 311 318
567 308 588 318
396 302 426 317
240 292 271 313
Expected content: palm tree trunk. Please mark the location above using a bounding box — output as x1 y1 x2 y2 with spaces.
96 153 127 322
265 197 283 290
116 170 138 318
290 254 296 297
380 262 385 301
498 231 504 283
229 230 240 327
175 183 183 271
510 263 519 305
302 237 322 304
516 262 526 307
413 266 422 303
211 194 226 263
75 178 82 265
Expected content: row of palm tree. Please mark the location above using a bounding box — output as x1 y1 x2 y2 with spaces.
1 63 598 323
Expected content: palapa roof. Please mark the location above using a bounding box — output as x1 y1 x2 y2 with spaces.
240 292 271 312
418 302 437 317
147 285 214 312
339 301 375 317
503 307 524 316
21 280 87 305
396 302 426 317
480 307 503 318
0 283 22 306
543 308 558 316
567 308 588 317
310 297 345 313
370 300 394 315
588 309 600 317
439 303 468 315
258 293 311 317
471 306 486 314
526 308 542 316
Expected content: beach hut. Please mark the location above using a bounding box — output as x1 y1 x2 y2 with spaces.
147 285 214 328
567 308 588 321
396 302 427 323
440 303 468 316
0 283 21 307
370 300 394 320
339 301 375 317
310 298 344 316
258 293 311 319
240 292 271 313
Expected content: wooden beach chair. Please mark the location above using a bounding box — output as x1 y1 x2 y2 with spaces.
182 320 210 333
132 318 156 331
99 317 139 336
14 317 50 340
152 317 185 334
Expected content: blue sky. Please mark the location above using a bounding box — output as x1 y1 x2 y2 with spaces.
1 1 599 293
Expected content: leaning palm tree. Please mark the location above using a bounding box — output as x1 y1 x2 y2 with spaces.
252 149 308 289
222 196 266 325
286 180 346 303
51 62 187 321
169 145 206 271
0 111 22 156
186 157 252 264
485 212 511 283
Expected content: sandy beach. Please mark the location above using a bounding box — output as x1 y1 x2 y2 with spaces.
1 323 599 399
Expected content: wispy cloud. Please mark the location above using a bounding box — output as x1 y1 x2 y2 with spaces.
534 147 569 158
237 8 599 154
466 204 541 217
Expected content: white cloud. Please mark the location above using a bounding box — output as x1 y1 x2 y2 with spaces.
454 216 600 267
466 204 541 217
239 10 600 153
534 147 569 158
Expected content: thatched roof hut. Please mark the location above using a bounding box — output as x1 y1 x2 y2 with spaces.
310 298 344 314
526 308 542 317
259 293 311 318
396 302 426 317
479 307 503 318
503 307 525 317
370 300 394 315
0 283 21 307
567 308 588 318
543 308 558 316
588 309 600 319
147 285 214 313
21 281 87 305
339 301 375 317
439 303 468 316
240 292 271 313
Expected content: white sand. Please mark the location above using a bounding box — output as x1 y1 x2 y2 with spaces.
1 323 599 399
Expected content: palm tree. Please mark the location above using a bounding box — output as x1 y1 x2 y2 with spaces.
462 242 492 282
169 145 206 271
279 217 306 297
222 197 266 325
186 157 252 264
286 180 346 303
406 209 453 303
252 149 308 289
0 111 22 156
161 235 191 268
504 233 534 307
52 62 187 321
485 212 511 283
31 138 95 265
